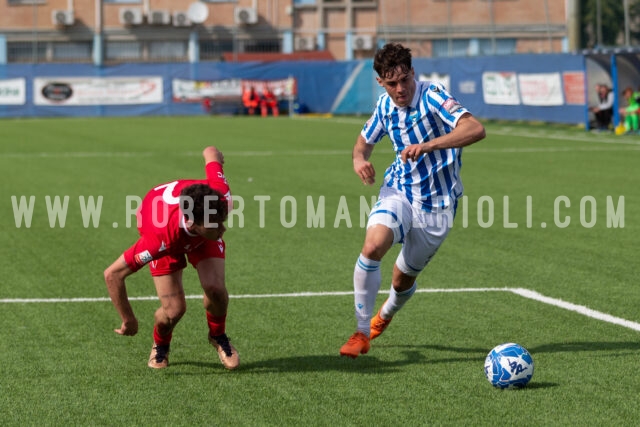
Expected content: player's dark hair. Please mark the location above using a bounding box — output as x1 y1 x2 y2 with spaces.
179 184 228 226
373 43 413 80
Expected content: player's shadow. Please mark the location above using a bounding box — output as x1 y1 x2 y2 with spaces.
172 343 486 374
381 340 640 358
173 351 429 373
527 341 640 354
171 340 640 377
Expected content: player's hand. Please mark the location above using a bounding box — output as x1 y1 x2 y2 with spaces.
115 318 138 336
354 159 375 185
401 144 426 163
203 146 224 165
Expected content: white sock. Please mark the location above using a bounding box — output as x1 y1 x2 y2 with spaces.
381 281 417 319
353 254 381 336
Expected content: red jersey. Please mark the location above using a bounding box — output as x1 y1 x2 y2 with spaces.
123 161 230 273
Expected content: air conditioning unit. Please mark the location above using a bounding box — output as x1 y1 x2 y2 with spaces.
119 8 143 25
352 35 374 50
295 36 315 51
172 11 191 27
52 10 74 26
234 7 258 25
148 10 171 25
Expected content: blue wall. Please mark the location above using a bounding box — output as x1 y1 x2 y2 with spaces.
0 53 588 124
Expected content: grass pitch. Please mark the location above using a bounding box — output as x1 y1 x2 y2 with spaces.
1 116 639 425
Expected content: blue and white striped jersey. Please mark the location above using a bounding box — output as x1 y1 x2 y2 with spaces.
361 80 469 213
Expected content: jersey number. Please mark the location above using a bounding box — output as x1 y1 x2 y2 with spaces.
154 181 180 205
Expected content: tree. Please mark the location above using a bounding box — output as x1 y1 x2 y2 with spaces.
629 0 640 43
580 0 625 48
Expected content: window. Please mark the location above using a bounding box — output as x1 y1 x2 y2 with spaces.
200 40 234 61
149 41 187 61
478 38 516 55
53 42 92 61
106 41 142 61
432 38 516 57
432 39 472 58
7 42 46 63
8 0 46 5
242 39 281 53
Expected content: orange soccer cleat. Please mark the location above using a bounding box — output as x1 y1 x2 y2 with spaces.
370 307 393 340
339 332 371 358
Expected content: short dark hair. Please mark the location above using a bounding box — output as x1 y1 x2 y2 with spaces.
373 43 413 80
179 184 228 226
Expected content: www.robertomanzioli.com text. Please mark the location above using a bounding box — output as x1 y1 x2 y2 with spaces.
9 194 625 229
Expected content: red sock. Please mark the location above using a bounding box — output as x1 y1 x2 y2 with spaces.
206 312 226 337
153 326 173 346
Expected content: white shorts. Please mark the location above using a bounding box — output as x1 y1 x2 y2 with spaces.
367 187 454 276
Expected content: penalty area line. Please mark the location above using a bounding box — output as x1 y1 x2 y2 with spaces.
0 287 505 303
2 287 639 332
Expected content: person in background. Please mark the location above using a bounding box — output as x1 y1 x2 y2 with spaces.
339 43 485 358
619 86 639 134
103 146 240 370
202 97 213 114
589 83 614 131
242 86 260 115
260 87 279 117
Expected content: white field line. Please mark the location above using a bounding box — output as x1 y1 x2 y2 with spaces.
2 287 639 332
296 116 640 146
2 144 639 159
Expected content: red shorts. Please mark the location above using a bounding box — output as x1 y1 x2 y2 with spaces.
148 239 225 277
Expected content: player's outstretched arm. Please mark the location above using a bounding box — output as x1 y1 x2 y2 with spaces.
103 255 138 336
401 114 485 163
203 146 224 165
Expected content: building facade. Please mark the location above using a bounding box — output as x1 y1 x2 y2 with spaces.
0 0 576 63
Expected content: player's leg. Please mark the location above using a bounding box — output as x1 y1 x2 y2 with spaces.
340 226 395 358
148 269 186 369
624 107 634 131
340 190 409 358
197 257 228 334
369 265 416 340
371 210 452 340
632 112 639 131
192 241 240 370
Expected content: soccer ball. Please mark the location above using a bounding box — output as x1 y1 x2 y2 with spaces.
484 343 534 389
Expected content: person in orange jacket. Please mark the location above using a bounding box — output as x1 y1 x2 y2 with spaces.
242 86 260 115
260 88 279 117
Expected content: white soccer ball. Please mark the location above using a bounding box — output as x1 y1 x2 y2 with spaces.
484 343 534 389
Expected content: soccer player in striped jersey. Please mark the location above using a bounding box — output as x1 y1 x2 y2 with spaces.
340 43 486 358
103 146 240 370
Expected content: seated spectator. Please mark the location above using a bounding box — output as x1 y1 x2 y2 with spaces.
589 83 613 131
260 88 279 117
202 97 213 114
619 86 639 133
242 86 260 115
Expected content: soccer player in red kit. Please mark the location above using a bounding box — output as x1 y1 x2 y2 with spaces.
103 146 239 370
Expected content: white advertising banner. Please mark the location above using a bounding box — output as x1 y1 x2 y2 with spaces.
0 78 26 105
482 72 520 105
172 77 298 102
518 73 564 106
33 77 163 106
172 78 242 102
